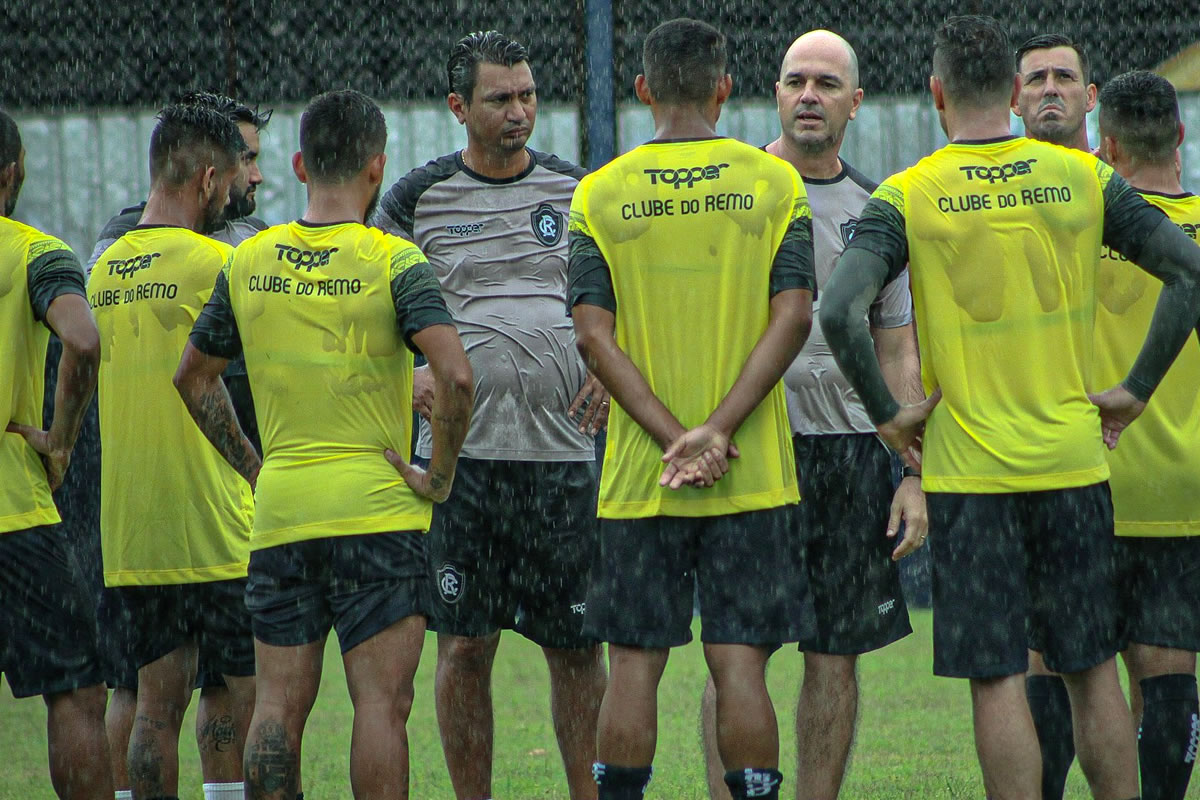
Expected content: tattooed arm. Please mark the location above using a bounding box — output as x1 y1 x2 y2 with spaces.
174 342 261 488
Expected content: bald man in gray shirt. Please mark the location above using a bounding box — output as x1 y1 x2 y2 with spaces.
372 31 606 800
700 30 926 800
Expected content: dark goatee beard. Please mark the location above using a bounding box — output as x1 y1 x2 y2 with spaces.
224 185 256 221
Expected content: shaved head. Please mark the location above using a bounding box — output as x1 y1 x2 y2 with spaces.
780 30 859 90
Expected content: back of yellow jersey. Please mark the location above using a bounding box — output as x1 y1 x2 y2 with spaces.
0 218 74 533
570 138 806 518
228 221 430 549
878 138 1112 492
88 226 253 585
1095 191 1200 535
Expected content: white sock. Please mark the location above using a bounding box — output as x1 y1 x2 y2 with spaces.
203 782 245 800
115 791 133 800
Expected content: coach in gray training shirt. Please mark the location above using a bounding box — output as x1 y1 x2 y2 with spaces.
699 30 926 800
371 31 606 800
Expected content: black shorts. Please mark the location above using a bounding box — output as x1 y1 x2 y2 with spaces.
928 483 1119 678
793 434 912 655
585 506 815 649
425 458 599 649
0 525 105 698
245 530 427 653
100 578 255 681
1115 535 1200 652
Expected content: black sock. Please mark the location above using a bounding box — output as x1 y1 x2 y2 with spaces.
723 767 782 800
593 762 653 800
296 795 304 800
1138 673 1199 800
1027 674 1075 800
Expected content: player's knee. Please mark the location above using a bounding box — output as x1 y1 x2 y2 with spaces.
440 633 500 672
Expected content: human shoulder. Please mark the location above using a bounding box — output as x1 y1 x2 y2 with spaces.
377 153 463 232
529 149 587 181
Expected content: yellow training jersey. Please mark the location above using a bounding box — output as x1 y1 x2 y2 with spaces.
0 218 86 533
865 137 1125 493
1095 191 1200 536
568 137 814 518
88 226 253 585
199 221 446 550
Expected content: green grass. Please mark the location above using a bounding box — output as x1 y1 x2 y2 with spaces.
1 610 1191 798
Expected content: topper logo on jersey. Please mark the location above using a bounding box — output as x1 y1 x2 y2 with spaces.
643 163 730 189
274 244 339 272
107 252 162 279
958 158 1038 184
530 202 564 246
445 222 485 238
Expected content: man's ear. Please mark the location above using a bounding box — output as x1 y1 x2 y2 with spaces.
448 92 469 124
930 75 945 112
715 74 733 106
292 151 308 184
634 74 653 107
367 151 386 185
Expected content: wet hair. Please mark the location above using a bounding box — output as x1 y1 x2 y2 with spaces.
299 90 387 183
1015 33 1090 84
177 89 273 130
0 110 20 167
148 102 246 186
642 18 727 105
1099 71 1181 164
447 31 529 102
932 15 1014 108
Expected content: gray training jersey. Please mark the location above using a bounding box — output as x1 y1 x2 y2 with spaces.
372 149 593 462
784 160 913 435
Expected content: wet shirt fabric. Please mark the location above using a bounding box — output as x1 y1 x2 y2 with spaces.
848 136 1163 493
0 218 86 533
373 149 593 462
188 220 453 551
568 136 814 519
782 159 912 435
1094 191 1200 537
88 226 253 585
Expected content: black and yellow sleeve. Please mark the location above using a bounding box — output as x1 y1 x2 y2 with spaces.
189 263 243 360
27 239 86 324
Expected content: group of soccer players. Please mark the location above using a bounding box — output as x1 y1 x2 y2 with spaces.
2 12 1199 800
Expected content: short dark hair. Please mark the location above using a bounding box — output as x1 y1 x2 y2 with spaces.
1099 71 1181 164
299 90 387 183
642 18 727 105
447 31 529 102
1015 33 1090 83
0 110 20 167
149 103 246 186
177 89 273 130
933 15 1013 108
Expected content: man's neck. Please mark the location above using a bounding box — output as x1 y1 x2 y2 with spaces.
765 136 842 180
1119 162 1185 196
650 103 719 141
462 145 530 180
303 185 367 225
944 104 1013 143
139 187 203 231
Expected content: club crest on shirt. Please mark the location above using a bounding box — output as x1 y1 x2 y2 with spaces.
437 563 465 604
531 202 565 247
839 218 859 247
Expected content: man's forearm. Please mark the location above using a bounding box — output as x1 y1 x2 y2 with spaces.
580 335 686 451
820 250 899 425
706 291 811 438
426 375 473 496
48 337 98 453
178 374 261 485
875 323 924 406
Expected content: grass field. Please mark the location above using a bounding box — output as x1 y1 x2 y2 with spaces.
1 609 1191 799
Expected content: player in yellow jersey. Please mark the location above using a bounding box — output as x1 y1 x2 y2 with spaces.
1095 70 1200 800
88 102 254 800
820 16 1200 800
176 90 473 800
0 109 113 799
569 19 818 800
